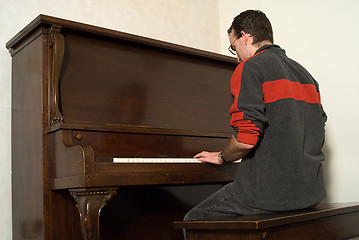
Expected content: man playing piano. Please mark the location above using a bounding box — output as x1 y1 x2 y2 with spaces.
184 9 327 221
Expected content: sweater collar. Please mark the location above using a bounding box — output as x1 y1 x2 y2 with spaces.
254 44 282 55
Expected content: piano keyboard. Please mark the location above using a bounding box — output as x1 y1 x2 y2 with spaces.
113 158 204 163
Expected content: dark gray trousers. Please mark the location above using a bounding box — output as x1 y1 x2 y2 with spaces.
184 182 273 221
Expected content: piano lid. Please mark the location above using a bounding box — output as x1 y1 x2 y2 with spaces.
6 14 238 64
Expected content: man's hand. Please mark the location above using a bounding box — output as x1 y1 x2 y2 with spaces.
194 151 223 165
194 136 254 166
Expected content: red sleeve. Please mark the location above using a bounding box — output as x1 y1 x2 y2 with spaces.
229 60 266 146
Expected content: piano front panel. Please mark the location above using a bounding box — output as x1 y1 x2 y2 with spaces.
59 30 235 133
46 28 238 190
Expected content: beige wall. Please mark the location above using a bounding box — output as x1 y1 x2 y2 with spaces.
1 0 359 239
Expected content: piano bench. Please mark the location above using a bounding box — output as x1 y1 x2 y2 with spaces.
174 203 359 240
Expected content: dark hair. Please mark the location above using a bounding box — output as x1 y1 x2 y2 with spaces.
227 10 273 45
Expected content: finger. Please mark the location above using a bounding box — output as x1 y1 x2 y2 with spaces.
194 151 206 159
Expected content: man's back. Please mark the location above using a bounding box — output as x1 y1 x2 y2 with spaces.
233 44 327 211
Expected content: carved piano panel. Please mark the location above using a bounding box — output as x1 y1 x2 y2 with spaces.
8 15 238 240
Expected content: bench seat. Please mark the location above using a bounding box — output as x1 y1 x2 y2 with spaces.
174 202 359 240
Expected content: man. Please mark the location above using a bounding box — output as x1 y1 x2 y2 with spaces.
184 10 327 221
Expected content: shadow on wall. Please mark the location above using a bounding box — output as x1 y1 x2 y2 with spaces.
322 127 333 203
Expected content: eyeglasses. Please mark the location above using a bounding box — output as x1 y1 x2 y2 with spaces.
228 37 240 55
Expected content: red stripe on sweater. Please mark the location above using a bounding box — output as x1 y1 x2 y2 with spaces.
262 79 321 104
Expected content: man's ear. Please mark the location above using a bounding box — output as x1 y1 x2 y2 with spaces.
241 31 252 45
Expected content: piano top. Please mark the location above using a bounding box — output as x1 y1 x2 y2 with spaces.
6 14 237 63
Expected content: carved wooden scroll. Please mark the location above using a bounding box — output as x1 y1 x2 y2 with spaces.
70 187 118 240
48 25 65 125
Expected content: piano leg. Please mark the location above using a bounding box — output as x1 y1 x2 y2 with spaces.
70 187 118 240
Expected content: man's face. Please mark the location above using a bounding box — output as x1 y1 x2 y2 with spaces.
229 30 243 63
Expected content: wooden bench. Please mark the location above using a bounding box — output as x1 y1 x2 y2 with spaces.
174 203 359 240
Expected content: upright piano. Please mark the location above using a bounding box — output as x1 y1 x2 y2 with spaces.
7 15 238 240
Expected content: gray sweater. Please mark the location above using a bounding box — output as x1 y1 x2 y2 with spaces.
230 45 327 211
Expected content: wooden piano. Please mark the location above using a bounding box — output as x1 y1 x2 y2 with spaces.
7 15 238 240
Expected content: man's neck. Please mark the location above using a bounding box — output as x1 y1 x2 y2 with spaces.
255 40 272 49
249 40 272 57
